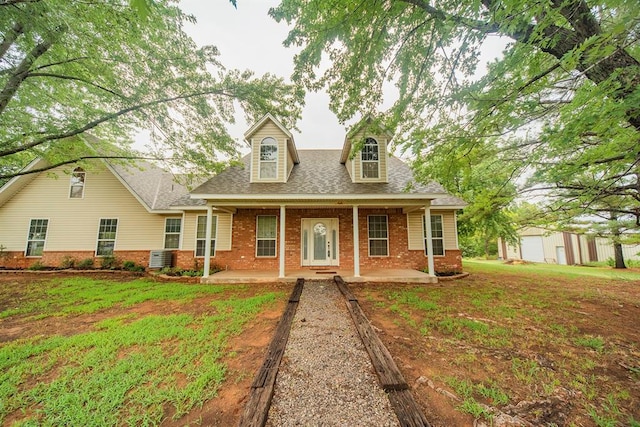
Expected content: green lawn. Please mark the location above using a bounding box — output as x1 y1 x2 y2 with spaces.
0 277 283 426
464 258 640 281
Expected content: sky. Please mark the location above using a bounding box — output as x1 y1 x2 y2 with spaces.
179 0 346 150
148 0 509 154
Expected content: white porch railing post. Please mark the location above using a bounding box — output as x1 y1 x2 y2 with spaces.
425 205 435 276
353 205 360 277
203 205 213 278
279 205 286 278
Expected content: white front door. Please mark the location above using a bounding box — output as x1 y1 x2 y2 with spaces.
301 218 339 266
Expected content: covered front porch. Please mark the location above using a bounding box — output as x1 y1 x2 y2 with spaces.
197 201 440 281
200 267 437 284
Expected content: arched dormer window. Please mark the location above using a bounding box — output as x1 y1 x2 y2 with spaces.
69 167 86 198
259 137 278 179
361 137 379 179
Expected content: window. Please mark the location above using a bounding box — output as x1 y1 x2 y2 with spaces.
69 167 85 198
97 218 118 256
164 218 181 249
259 137 278 179
361 137 379 179
424 214 444 256
196 215 216 257
25 219 48 256
368 215 388 256
256 215 277 257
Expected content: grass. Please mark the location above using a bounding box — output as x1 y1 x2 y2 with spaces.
0 277 232 319
363 260 640 425
0 277 283 426
464 258 640 281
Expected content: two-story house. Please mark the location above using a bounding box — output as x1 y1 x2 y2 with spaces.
0 114 465 281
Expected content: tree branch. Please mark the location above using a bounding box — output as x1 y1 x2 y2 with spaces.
0 155 162 180
0 21 23 60
0 27 61 116
26 72 125 98
0 87 236 158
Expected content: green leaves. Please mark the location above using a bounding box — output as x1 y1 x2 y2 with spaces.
1 0 303 180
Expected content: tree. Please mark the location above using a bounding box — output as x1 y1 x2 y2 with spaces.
270 0 640 250
0 0 303 183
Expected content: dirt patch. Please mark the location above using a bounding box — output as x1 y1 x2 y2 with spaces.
352 272 640 426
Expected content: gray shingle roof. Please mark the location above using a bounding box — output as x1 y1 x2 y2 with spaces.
110 162 190 210
190 150 466 207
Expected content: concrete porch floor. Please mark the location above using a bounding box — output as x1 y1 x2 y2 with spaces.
200 268 437 284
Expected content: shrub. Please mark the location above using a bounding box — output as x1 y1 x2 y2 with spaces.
28 261 46 271
123 260 145 272
60 256 76 269
76 258 94 269
100 255 120 270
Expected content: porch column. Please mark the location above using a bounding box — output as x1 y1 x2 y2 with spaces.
353 205 360 277
203 204 213 278
279 205 286 278
425 205 435 276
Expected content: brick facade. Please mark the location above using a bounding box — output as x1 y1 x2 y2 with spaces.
179 207 462 273
0 208 463 273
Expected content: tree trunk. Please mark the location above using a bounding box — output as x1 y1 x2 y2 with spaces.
610 211 627 269
613 242 626 269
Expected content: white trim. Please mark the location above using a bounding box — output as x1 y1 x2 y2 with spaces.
256 215 278 258
68 167 86 199
190 193 446 201
258 137 279 181
300 218 339 267
424 207 435 276
360 137 380 180
353 206 360 277
367 214 389 257
95 217 119 257
279 206 286 278
244 112 294 140
249 138 254 182
24 218 49 257
163 217 182 250
203 207 214 278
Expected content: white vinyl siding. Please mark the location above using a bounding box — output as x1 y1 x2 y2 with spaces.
96 218 118 256
256 215 277 257
195 215 216 257
0 163 167 252
250 121 289 183
25 219 48 257
368 215 389 256
164 218 181 249
346 129 388 183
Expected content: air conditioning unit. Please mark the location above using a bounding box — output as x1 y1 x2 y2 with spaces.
149 250 173 268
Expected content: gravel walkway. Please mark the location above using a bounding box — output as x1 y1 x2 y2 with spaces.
266 280 400 426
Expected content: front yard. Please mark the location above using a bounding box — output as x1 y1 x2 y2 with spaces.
0 273 286 426
356 260 640 426
0 262 638 426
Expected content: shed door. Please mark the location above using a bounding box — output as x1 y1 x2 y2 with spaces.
521 236 545 263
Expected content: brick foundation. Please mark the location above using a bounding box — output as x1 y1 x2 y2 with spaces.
0 250 153 270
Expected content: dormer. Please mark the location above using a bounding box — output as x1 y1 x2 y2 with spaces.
245 113 300 183
340 120 392 183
